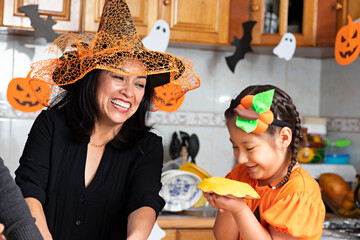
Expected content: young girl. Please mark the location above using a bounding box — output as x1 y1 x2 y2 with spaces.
203 85 325 240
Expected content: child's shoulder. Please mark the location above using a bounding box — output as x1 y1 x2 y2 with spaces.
288 166 320 190
280 166 322 200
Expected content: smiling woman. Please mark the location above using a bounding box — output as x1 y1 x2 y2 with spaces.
14 0 200 239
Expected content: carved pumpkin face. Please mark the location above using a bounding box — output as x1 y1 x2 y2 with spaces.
7 72 47 112
335 15 360 65
160 95 185 112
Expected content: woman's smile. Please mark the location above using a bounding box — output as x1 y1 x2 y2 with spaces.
110 98 131 112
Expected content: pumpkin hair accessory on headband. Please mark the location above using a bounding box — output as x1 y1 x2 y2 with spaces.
28 0 200 111
231 89 291 134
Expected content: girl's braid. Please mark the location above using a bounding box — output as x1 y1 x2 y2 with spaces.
271 94 303 189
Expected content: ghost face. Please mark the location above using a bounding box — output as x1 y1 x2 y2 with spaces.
273 33 296 61
142 19 170 52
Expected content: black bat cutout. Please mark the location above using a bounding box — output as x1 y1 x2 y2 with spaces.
18 5 59 42
226 21 257 73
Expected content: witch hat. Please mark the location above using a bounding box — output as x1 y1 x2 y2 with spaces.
28 0 200 111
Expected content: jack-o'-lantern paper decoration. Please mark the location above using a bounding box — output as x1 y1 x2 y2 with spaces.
160 95 185 112
7 72 49 112
335 15 360 65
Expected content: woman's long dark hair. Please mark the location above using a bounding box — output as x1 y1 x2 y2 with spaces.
50 69 155 149
224 84 304 189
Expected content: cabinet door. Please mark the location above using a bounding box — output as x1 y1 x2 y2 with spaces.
178 229 216 240
163 229 177 240
159 0 230 45
337 0 360 29
1 0 81 32
83 0 158 37
250 0 317 46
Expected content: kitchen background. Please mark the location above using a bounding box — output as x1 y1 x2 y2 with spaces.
1 33 360 179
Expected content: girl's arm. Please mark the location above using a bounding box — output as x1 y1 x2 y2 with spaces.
213 210 239 240
204 192 238 239
25 198 52 240
127 206 156 240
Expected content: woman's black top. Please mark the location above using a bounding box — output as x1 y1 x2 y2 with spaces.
15 109 165 240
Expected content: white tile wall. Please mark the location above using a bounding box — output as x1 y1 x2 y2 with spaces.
0 118 11 166
250 54 287 87
286 57 321 117
214 51 252 113
0 34 14 101
320 57 360 118
8 119 35 176
166 47 217 112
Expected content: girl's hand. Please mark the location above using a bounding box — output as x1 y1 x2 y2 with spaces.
202 191 248 214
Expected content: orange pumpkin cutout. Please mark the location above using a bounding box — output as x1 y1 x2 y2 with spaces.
160 95 185 112
7 72 47 112
335 15 360 65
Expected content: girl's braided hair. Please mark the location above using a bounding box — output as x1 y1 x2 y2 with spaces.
224 84 304 189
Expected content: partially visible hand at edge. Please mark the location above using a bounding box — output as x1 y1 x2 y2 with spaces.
0 223 5 240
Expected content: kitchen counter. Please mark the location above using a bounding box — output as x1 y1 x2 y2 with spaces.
158 211 359 240
157 216 215 229
157 209 216 240
158 208 216 228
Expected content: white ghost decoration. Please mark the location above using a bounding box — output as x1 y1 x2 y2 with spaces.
273 33 296 61
142 19 170 52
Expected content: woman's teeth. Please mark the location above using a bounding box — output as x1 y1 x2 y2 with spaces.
111 99 130 110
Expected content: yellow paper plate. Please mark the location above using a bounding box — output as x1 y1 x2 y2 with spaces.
198 177 260 200
179 162 211 179
179 162 211 207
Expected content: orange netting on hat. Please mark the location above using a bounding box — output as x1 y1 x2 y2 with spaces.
28 0 200 111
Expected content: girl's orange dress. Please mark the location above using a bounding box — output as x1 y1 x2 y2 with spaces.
226 164 326 240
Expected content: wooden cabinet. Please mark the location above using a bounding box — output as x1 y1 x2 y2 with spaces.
229 0 338 47
83 0 230 45
1 0 81 32
2 0 230 46
337 0 360 29
158 0 231 45
83 0 158 37
158 217 216 240
250 0 318 46
177 229 216 240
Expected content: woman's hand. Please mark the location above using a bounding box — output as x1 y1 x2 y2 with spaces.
25 198 53 240
0 223 4 240
203 192 247 214
127 207 156 240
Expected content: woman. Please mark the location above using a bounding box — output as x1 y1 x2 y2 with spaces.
15 0 200 239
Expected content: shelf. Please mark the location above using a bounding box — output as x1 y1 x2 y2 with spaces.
301 163 358 183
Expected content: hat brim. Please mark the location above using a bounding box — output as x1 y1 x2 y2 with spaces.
30 48 200 111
